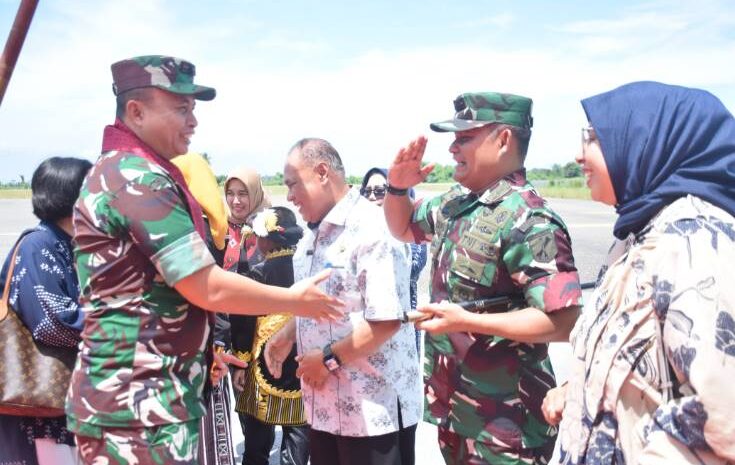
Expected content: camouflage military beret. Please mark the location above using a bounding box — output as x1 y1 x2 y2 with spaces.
111 55 216 101
430 92 533 132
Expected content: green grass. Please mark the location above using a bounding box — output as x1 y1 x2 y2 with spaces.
266 181 591 199
537 186 591 200
0 180 591 200
0 189 31 199
536 177 591 200
416 180 591 199
416 182 454 192
263 185 288 196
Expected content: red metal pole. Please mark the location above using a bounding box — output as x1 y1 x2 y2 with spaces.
0 0 39 107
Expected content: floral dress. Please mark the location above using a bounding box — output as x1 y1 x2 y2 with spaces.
558 196 735 464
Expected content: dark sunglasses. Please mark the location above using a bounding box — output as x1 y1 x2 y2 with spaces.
360 186 387 198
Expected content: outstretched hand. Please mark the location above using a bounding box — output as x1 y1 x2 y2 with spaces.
232 368 246 392
289 269 344 321
264 324 296 379
388 136 435 189
296 349 330 389
414 301 473 334
541 384 567 425
210 351 247 386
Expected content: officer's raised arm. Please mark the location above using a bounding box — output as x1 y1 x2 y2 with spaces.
383 135 434 243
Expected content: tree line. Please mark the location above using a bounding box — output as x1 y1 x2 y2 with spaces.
0 158 582 189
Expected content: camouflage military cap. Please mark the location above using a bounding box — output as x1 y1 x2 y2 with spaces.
430 92 533 132
111 55 216 101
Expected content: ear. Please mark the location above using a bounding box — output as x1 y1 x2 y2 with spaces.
497 127 512 148
125 99 146 127
315 162 329 183
496 127 514 157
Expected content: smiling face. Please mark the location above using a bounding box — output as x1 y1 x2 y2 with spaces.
448 124 507 192
284 152 332 223
362 172 387 206
130 88 197 159
576 127 617 205
225 178 251 223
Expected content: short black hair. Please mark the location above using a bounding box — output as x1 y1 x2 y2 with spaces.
31 156 93 222
115 87 154 119
288 138 346 178
494 124 532 160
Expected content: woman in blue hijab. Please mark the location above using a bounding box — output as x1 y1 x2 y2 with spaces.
542 82 735 464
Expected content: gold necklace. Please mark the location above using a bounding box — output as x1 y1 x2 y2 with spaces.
265 248 296 260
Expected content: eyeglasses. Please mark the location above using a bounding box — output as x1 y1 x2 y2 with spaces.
360 185 387 199
581 126 597 157
581 126 596 145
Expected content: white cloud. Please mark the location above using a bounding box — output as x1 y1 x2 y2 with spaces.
254 34 330 54
1 0 734 182
452 13 514 29
557 12 690 35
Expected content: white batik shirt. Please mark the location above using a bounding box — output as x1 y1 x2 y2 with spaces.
294 188 422 437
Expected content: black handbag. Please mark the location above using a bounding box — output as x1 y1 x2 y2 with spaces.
0 235 78 417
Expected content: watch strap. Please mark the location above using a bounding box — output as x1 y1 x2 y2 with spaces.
386 184 409 196
322 344 342 371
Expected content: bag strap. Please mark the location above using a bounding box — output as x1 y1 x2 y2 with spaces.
655 318 676 402
1 236 27 321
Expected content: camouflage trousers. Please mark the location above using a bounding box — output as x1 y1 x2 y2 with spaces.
437 427 552 465
74 419 199 465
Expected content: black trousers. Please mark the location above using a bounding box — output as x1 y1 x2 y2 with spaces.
239 413 309 465
308 424 417 465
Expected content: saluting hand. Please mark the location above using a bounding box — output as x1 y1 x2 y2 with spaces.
388 136 435 189
289 269 344 321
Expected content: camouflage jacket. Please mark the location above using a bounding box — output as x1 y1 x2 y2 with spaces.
66 148 215 431
410 170 582 451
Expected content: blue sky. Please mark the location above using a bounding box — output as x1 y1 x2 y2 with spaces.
1 0 734 181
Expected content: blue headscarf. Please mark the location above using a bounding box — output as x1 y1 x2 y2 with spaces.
360 167 388 192
582 81 735 239
361 167 417 199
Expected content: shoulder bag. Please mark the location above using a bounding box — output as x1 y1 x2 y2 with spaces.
0 236 78 417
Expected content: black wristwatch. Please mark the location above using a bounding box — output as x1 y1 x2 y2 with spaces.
386 184 409 196
322 344 342 372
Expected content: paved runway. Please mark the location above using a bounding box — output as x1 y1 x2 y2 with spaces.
0 194 616 464
0 195 616 282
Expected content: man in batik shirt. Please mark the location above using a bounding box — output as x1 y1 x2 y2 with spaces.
66 55 340 465
384 92 583 465
265 138 422 465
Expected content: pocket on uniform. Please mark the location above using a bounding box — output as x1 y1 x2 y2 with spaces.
448 252 496 301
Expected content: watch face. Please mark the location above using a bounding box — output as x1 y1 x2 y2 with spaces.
324 357 340 372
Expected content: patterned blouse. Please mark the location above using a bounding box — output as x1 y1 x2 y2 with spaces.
2 222 82 347
0 221 82 446
558 196 735 464
293 188 423 437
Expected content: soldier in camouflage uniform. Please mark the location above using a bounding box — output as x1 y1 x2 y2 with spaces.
66 55 341 465
384 92 583 465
